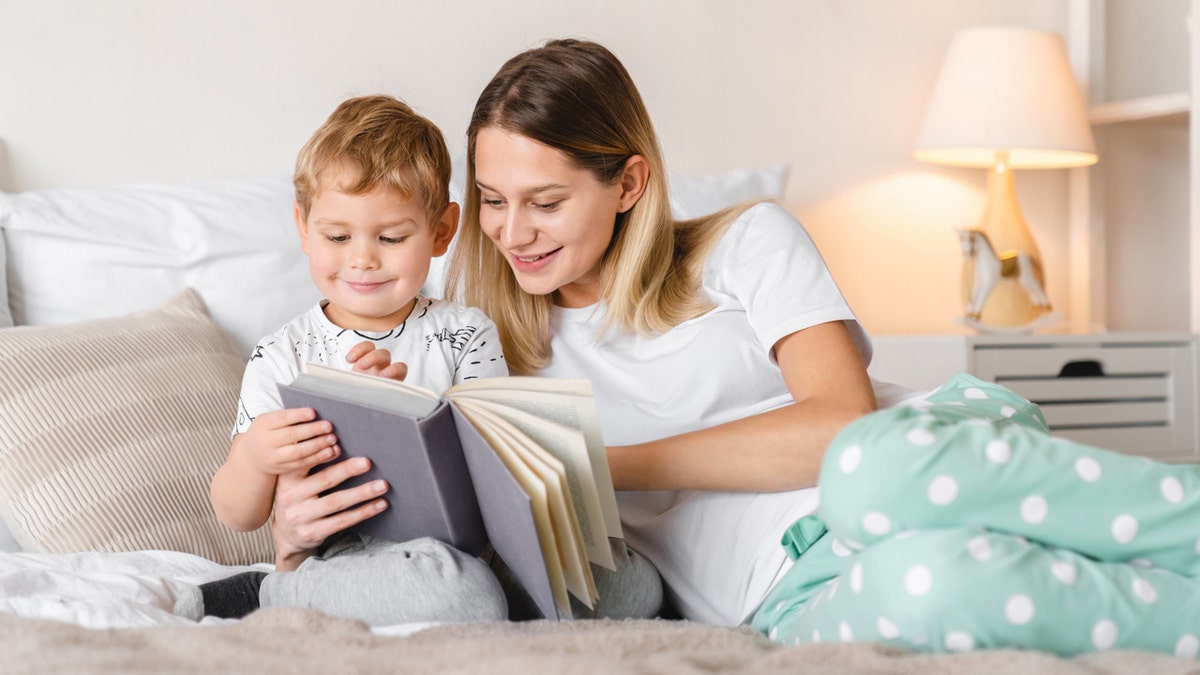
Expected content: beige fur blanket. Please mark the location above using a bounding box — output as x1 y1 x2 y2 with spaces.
4 608 1197 674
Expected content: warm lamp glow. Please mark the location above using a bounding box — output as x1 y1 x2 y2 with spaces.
914 26 1098 331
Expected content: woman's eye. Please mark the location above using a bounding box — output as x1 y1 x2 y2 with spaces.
481 197 503 207
533 201 561 210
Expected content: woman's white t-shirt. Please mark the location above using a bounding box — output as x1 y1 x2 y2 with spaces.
538 203 877 626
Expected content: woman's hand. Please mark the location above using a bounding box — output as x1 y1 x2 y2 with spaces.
345 341 409 381
271 458 390 570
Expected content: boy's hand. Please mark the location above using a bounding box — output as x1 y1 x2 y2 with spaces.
237 407 339 476
345 341 409 381
272 458 389 570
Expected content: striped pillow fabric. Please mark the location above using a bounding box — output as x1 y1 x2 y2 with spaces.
0 289 273 565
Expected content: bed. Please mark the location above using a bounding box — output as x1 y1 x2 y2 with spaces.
0 166 1193 674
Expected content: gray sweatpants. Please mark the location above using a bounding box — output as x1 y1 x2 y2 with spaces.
259 533 506 626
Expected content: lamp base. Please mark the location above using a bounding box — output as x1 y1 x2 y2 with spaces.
957 310 1064 336
959 157 1052 327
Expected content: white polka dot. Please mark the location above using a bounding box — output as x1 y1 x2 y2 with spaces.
912 399 934 411
839 445 863 474
831 538 853 557
1132 577 1157 604
967 536 993 561
927 475 959 506
906 428 936 446
812 629 820 643
1004 594 1035 625
863 512 892 536
1195 535 1200 555
1001 406 1017 418
1092 620 1118 650
904 565 933 596
986 440 1012 464
1051 561 1078 585
849 563 864 593
839 621 854 642
963 387 988 400
1161 476 1185 504
1074 457 1102 483
1111 515 1139 544
877 616 900 640
844 539 866 551
1130 558 1153 568
1175 634 1199 659
775 600 788 612
826 578 839 601
945 631 975 652
769 626 778 640
1020 495 1048 524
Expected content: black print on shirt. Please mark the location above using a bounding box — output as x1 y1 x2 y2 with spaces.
426 325 477 352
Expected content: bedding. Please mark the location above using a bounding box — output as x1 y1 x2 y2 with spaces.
1 163 1192 672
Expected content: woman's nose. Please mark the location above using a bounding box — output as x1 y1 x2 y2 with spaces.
499 210 536 249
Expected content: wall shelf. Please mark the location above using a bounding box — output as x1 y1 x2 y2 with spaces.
1088 91 1190 125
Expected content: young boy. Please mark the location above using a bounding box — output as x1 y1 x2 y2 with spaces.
197 95 509 625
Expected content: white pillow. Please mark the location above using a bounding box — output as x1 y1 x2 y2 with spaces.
0 232 11 329
668 163 790 219
0 175 319 358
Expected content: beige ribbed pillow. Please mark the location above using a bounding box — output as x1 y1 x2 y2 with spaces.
0 289 274 565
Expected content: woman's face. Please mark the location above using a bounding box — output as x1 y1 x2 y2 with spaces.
473 127 626 308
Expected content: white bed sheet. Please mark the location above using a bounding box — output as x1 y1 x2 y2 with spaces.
0 550 431 635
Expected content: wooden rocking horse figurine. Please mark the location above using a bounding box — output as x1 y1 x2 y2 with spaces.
957 228 1051 321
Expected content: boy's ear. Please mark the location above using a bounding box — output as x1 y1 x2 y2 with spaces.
294 202 312 254
617 155 650 214
432 202 460 257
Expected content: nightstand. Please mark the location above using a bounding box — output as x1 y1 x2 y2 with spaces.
870 332 1199 461
968 333 1198 462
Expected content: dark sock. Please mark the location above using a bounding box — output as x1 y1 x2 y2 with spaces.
199 571 267 619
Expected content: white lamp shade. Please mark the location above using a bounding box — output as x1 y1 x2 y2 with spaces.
914 26 1098 169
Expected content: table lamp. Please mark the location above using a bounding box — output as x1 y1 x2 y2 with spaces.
914 26 1098 331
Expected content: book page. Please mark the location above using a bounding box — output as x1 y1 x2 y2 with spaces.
452 397 614 570
456 401 596 608
293 363 442 418
458 410 572 618
445 385 622 541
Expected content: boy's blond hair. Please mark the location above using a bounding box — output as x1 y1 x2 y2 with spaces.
294 94 451 222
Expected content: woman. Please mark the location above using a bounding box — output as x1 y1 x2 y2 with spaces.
440 38 1200 657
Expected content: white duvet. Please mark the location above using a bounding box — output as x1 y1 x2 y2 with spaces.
0 550 428 635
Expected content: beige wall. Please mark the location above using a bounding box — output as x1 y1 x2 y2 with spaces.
0 0 1073 336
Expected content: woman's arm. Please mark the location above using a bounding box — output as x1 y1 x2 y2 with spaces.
606 320 876 493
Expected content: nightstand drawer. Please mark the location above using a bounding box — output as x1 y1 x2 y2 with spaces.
968 335 1197 461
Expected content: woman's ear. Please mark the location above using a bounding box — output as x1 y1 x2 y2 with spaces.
617 155 650 213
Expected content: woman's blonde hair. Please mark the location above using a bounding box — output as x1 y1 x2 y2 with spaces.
294 94 451 224
447 39 749 374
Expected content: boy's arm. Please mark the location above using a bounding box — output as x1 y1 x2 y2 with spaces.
210 407 339 532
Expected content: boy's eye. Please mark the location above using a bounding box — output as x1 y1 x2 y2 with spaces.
380 235 408 245
325 234 349 243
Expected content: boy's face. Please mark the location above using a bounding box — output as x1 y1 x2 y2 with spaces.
296 165 457 332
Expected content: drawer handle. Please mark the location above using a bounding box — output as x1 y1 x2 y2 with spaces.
1057 360 1105 378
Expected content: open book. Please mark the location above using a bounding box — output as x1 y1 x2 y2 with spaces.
276 363 623 620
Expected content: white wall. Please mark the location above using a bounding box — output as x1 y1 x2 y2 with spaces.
0 0 1072 337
